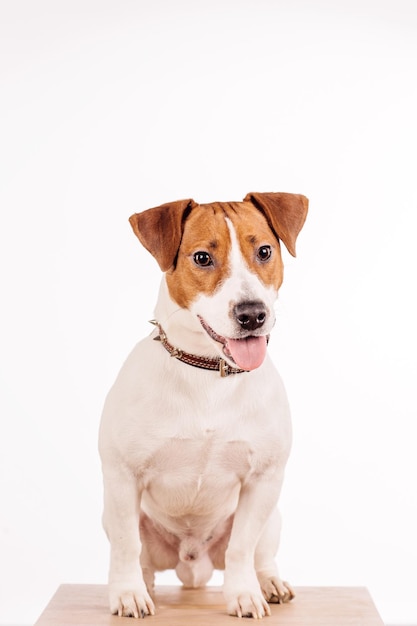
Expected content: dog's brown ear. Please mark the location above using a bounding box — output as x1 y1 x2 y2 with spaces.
129 199 197 271
244 192 308 257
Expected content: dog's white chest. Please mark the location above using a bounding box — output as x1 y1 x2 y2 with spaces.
142 433 256 517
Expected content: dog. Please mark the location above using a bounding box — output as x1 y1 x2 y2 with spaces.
99 191 308 619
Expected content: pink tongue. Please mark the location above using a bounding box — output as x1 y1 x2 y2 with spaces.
226 336 268 371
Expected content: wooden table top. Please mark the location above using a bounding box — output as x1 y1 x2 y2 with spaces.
34 584 385 625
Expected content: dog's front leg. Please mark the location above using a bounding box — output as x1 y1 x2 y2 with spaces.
254 507 295 604
223 476 283 619
102 465 155 618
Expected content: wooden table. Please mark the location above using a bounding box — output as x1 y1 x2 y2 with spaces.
34 584 385 625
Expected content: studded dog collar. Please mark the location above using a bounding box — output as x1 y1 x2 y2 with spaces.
150 320 246 377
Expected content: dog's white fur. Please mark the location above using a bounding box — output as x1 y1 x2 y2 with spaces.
99 194 307 619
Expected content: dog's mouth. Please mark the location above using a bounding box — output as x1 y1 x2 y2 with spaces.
198 316 268 371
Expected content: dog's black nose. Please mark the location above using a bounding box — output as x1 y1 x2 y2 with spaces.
234 302 267 331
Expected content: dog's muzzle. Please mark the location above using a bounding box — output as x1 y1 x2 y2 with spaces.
199 312 270 372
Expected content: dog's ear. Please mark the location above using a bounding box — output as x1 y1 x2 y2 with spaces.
129 199 197 271
244 192 308 257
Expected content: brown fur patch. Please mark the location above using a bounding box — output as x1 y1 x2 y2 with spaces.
225 202 284 291
166 204 232 309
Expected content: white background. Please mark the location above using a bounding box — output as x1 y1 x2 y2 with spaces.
1 1 416 624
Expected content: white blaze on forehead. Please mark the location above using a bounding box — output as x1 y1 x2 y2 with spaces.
226 218 266 298
190 217 278 339
225 217 278 307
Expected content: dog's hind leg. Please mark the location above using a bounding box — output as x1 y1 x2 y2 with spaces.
255 508 294 604
141 565 156 599
139 513 178 597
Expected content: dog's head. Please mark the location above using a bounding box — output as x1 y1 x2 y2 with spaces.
130 192 308 371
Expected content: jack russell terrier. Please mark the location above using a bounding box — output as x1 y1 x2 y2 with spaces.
99 191 308 619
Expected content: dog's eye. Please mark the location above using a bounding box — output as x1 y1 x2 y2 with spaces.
193 251 213 267
257 245 272 262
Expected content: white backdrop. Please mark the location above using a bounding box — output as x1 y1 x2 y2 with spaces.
1 1 416 624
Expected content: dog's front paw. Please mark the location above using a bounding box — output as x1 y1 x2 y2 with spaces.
109 583 155 618
258 575 295 604
226 591 271 619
